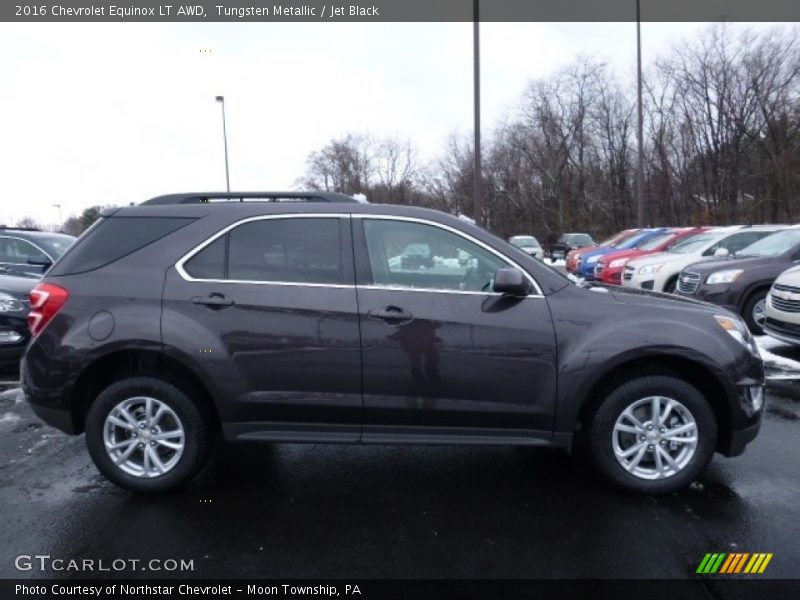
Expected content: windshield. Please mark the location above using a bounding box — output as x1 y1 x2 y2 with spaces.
510 236 540 248
32 233 75 258
563 234 593 246
637 232 675 251
737 229 800 257
666 233 717 254
617 231 658 251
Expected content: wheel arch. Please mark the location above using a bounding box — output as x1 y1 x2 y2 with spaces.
572 354 733 454
69 348 221 434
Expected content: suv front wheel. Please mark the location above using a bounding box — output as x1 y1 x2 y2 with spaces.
85 376 210 493
588 375 717 494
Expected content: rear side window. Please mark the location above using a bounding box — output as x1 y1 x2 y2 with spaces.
52 217 194 275
183 217 344 285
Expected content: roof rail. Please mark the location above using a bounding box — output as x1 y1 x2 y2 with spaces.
0 225 42 231
141 191 366 205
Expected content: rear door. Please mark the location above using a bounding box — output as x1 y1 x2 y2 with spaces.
353 216 558 443
162 214 363 442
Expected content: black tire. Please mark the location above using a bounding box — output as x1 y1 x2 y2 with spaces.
742 289 768 335
587 375 717 494
85 376 210 493
663 276 678 294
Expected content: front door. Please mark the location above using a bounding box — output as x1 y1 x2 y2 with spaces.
354 216 558 443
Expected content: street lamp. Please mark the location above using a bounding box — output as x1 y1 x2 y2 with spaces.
52 204 62 231
215 96 231 192
635 0 645 227
473 0 481 226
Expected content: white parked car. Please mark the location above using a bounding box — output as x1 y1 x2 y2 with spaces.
623 226 784 293
764 264 800 345
508 235 545 260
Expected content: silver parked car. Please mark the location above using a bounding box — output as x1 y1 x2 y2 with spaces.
509 235 544 260
764 264 800 345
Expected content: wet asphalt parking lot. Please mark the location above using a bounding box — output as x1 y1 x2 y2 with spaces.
0 347 798 582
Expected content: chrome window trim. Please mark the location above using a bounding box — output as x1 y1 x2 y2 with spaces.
175 212 544 297
353 214 543 297
0 235 54 265
175 213 351 286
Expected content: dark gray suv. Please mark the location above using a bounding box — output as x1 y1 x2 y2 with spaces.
22 192 765 494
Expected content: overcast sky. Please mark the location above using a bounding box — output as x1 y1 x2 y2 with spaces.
0 21 784 227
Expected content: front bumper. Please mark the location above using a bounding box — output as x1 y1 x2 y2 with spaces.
763 318 800 345
725 420 762 457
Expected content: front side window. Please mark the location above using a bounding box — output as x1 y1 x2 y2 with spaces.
184 217 343 285
362 219 509 292
735 229 800 257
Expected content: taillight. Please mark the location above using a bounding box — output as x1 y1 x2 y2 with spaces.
28 283 69 338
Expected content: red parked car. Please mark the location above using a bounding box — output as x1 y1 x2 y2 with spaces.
594 227 708 285
566 229 639 274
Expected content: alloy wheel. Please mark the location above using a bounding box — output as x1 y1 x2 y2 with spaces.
752 299 766 327
103 396 185 478
612 396 698 480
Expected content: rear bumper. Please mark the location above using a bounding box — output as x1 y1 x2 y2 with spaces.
29 402 77 434
20 346 80 434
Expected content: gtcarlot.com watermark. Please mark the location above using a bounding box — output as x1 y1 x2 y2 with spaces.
15 554 194 573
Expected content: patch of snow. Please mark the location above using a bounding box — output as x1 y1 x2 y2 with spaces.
0 412 21 426
755 336 800 375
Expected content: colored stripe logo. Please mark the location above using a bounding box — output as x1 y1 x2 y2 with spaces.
696 552 773 574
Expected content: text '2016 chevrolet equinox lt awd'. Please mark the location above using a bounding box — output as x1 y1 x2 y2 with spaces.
22 192 765 494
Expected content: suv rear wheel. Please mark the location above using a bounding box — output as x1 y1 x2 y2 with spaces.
85 376 210 493
588 375 717 494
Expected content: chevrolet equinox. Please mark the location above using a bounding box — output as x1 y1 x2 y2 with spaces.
22 192 765 494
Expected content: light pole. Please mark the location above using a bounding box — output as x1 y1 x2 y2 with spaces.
635 0 645 227
215 96 231 192
52 204 62 231
473 0 482 226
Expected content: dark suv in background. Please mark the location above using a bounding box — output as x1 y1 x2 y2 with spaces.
22 192 764 494
0 227 75 278
676 227 800 334
549 232 595 262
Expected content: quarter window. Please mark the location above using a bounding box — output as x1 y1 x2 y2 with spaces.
362 219 509 292
184 218 344 285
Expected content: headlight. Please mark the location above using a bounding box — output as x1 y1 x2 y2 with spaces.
609 258 628 269
706 269 743 284
638 263 664 275
0 293 25 313
587 255 600 264
714 314 759 357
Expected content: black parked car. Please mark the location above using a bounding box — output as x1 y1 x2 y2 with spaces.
675 227 800 334
0 227 75 278
549 232 595 262
22 192 764 494
0 274 37 375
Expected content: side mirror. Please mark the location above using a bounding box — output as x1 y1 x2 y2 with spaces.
493 268 531 296
714 247 730 258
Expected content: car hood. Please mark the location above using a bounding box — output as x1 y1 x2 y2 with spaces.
604 283 721 313
775 264 800 286
681 255 781 275
599 248 654 263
